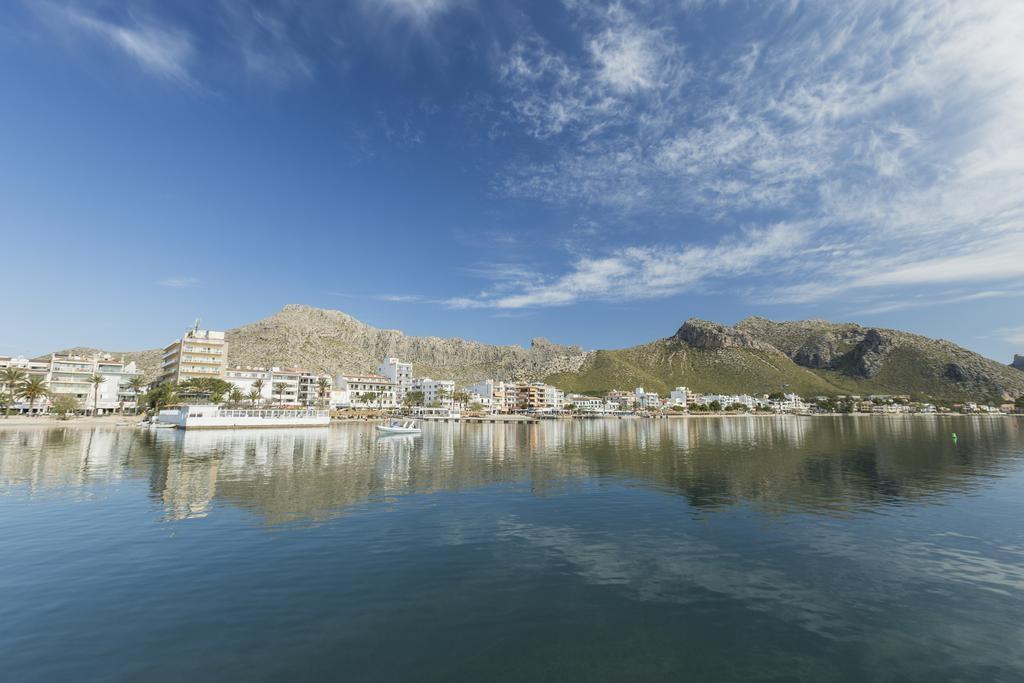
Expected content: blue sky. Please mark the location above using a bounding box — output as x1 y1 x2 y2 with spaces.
2 0 1023 361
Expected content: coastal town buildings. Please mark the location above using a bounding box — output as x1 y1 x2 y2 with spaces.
1 353 142 414
159 323 228 385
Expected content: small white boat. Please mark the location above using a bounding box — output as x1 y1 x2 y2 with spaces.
376 419 422 435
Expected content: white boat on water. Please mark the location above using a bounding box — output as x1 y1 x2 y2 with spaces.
155 405 330 430
376 419 422 435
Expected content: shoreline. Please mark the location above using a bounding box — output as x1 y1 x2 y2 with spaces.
0 412 1017 430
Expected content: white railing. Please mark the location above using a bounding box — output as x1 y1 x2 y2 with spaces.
210 408 328 419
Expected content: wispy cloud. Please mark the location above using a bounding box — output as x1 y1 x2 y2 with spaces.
41 2 197 85
482 0 1024 310
994 326 1024 348
448 223 805 308
218 2 314 86
160 276 201 289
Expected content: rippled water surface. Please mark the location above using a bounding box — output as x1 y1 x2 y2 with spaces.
3 417 1024 681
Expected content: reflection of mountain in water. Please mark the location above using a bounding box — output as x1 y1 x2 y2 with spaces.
1 418 1022 523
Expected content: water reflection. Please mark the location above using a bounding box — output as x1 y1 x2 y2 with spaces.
1 417 1022 524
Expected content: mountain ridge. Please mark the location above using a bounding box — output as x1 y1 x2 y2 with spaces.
45 304 1024 402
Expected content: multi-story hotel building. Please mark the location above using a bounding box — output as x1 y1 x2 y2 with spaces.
159 324 228 385
412 377 456 408
225 366 332 406
1 354 142 414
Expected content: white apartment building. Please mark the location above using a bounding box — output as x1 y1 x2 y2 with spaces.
466 379 513 413
567 394 605 412
225 366 332 406
159 323 228 385
413 377 456 408
334 373 397 408
669 386 691 407
378 358 414 402
297 371 332 406
543 384 565 411
772 393 807 413
1 354 142 414
605 390 637 411
634 387 662 411
464 391 493 412
693 393 763 410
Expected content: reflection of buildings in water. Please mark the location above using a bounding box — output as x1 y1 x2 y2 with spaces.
160 451 220 520
2 417 1020 523
0 427 133 493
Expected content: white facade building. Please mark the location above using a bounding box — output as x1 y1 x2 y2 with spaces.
567 394 605 412
413 378 456 408
772 393 807 413
334 374 397 408
378 358 414 402
225 367 332 406
159 324 228 385
634 387 662 410
692 393 763 410
669 387 691 407
1 354 142 414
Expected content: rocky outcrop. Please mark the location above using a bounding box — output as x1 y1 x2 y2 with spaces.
944 363 983 383
841 329 892 379
1012 355 1024 372
673 319 775 352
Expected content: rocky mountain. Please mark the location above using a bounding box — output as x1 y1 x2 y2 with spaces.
50 305 1024 403
1012 355 1024 372
221 304 588 383
551 316 1024 402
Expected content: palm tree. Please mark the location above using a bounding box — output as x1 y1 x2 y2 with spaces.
127 375 146 414
247 388 261 407
317 377 329 408
19 376 49 416
0 391 12 418
229 387 243 406
1 368 26 417
88 373 105 416
252 378 265 407
274 382 288 406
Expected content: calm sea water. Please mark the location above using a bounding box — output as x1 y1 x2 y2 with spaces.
2 417 1024 682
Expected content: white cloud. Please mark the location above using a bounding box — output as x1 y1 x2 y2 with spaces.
486 0 1024 310
449 223 805 308
50 4 196 84
160 276 200 288
219 3 314 86
361 0 459 29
